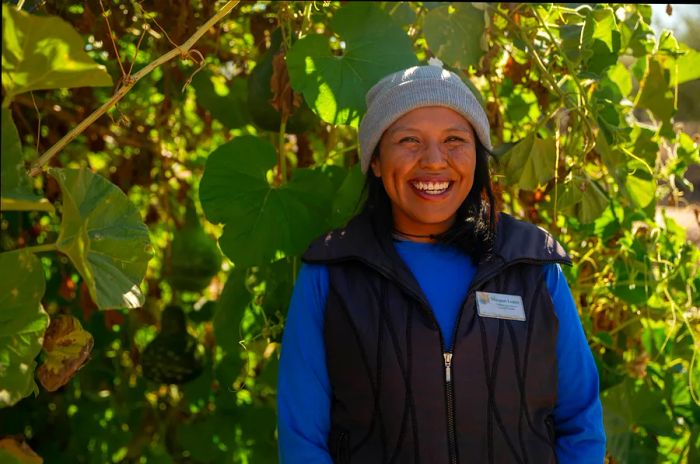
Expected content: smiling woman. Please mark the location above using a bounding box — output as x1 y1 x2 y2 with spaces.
278 63 606 464
372 107 478 238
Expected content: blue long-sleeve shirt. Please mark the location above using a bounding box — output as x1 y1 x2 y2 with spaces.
278 240 606 463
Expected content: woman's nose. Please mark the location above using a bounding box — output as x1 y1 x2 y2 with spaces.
420 141 447 168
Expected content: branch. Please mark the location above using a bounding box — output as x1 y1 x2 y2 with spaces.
27 0 240 177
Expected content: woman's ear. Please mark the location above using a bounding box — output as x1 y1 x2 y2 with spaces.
370 157 381 177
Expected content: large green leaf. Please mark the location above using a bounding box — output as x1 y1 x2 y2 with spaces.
1 3 112 101
424 4 485 69
501 134 556 191
0 108 52 212
213 268 250 356
200 136 334 267
0 249 49 408
583 7 621 75
287 2 417 126
636 57 675 126
555 175 608 224
49 168 153 310
329 164 365 229
191 70 251 130
657 33 700 85
603 379 675 463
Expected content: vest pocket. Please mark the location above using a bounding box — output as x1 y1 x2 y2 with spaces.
329 429 350 464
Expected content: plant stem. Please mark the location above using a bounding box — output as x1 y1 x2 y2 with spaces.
27 0 241 177
21 243 58 254
278 118 288 183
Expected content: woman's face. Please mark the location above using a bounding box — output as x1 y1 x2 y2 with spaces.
371 106 477 238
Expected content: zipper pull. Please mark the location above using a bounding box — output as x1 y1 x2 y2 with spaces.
444 352 453 383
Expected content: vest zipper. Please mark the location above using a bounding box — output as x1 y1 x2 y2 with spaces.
442 256 569 464
321 255 569 463
444 352 458 464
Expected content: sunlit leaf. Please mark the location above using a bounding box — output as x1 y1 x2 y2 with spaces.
49 167 153 310
624 162 655 209
287 2 417 126
671 43 700 85
636 57 675 125
501 134 556 191
1 107 50 210
0 249 49 408
581 6 621 75
36 315 94 392
424 4 485 69
1 3 112 101
606 62 632 98
200 136 334 266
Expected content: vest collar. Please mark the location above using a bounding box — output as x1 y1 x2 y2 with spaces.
302 211 571 303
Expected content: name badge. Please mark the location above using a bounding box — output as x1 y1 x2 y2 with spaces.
476 291 526 321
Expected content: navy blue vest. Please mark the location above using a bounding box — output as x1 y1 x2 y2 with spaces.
303 212 571 464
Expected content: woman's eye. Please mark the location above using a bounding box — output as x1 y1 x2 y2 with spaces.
399 137 419 144
445 136 465 143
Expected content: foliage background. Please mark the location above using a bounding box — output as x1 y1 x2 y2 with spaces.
0 1 699 463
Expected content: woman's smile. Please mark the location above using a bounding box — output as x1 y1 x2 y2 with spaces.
371 106 477 239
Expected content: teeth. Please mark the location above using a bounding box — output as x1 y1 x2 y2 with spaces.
412 181 450 195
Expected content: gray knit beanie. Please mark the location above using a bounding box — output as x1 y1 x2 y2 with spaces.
358 63 492 174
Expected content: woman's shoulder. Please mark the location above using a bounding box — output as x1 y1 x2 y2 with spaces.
494 212 571 265
302 212 379 264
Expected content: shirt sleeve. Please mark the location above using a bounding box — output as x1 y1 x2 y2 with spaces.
277 263 333 464
546 263 607 463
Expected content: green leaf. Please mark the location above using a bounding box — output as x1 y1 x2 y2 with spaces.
0 249 49 408
624 162 655 209
423 4 485 69
672 44 700 85
677 131 700 165
213 269 249 356
555 175 608 224
49 168 153 310
501 134 556 191
627 125 658 167
200 136 334 266
191 70 251 130
636 57 675 125
287 3 417 126
583 7 621 75
0 108 51 211
559 23 590 64
606 62 632 98
603 379 674 462
1 3 112 101
385 2 416 26
589 7 620 52
611 259 652 305
329 164 365 229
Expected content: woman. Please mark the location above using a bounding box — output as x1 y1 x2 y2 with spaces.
277 65 606 463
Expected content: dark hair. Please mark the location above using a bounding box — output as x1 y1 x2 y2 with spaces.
361 138 497 260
